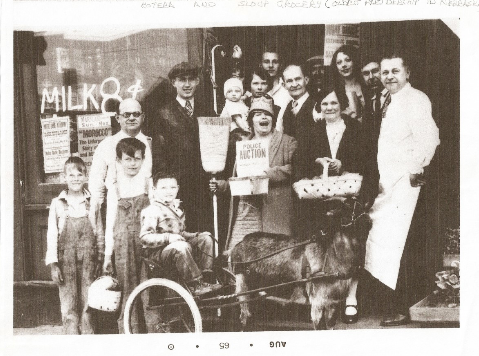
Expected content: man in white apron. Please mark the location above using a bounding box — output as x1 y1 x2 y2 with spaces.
364 54 440 326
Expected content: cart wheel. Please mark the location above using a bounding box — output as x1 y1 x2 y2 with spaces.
124 278 202 334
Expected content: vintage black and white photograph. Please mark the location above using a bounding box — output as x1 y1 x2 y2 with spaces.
3 1 479 354
11 20 461 337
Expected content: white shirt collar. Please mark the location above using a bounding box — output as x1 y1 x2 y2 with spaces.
269 77 284 97
371 87 389 101
118 130 147 140
58 188 90 202
390 82 411 98
176 96 195 110
292 91 309 110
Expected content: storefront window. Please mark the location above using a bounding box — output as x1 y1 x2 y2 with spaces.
36 29 189 183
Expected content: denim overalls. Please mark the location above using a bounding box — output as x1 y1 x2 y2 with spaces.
113 182 150 333
57 198 96 334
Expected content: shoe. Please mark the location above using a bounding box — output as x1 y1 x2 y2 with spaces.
189 280 222 296
343 305 359 324
380 313 409 327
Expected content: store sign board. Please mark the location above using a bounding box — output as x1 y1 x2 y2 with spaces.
77 113 113 172
41 116 71 173
236 139 269 178
324 24 360 66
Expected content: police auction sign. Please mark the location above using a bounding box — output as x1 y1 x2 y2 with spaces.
41 116 71 173
236 139 269 178
77 113 113 172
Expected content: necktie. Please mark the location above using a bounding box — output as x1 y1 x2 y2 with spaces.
291 100 298 114
382 93 391 119
374 94 381 116
185 100 193 118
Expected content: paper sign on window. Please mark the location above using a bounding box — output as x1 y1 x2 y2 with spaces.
41 116 71 173
77 113 113 173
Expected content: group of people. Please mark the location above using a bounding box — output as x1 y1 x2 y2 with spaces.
45 44 440 334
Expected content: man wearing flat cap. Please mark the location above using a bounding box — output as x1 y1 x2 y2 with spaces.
152 62 213 233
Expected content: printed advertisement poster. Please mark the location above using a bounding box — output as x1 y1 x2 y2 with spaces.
324 24 360 66
236 139 269 178
41 116 71 173
77 113 112 172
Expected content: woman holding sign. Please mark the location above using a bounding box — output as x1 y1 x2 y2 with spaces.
210 96 297 254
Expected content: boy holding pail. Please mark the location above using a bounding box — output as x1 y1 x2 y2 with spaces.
45 156 104 334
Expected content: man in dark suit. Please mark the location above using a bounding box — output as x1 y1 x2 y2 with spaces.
152 62 213 233
281 64 316 139
359 60 390 210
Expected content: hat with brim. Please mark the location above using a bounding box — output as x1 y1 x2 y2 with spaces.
168 62 200 81
248 96 274 119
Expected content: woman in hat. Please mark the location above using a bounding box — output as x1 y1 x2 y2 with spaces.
211 96 297 253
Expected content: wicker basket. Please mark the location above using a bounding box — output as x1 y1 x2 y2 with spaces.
229 176 269 196
293 162 362 200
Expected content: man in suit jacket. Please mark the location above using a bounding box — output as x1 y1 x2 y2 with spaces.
281 64 316 139
359 61 390 209
152 62 213 233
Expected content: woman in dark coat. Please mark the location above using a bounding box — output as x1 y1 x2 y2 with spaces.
293 90 367 325
294 90 365 182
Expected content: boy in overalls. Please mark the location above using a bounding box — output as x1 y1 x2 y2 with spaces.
102 137 151 333
45 157 104 334
140 172 221 295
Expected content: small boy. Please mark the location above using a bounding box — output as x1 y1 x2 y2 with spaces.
102 137 151 333
45 156 104 334
221 77 250 136
140 172 222 296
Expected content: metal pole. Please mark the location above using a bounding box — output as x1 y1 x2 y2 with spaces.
211 45 223 115
211 175 219 258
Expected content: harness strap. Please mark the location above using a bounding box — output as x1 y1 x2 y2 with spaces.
230 234 324 266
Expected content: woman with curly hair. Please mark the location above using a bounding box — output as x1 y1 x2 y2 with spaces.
329 45 368 122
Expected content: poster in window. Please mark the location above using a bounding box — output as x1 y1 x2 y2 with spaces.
77 113 113 173
323 24 360 66
41 116 71 174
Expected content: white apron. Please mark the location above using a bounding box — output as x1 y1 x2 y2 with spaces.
364 90 424 290
364 174 420 290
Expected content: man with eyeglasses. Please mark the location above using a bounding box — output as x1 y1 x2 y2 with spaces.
89 98 152 217
152 62 213 234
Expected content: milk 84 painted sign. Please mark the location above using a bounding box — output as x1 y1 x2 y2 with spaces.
40 77 144 114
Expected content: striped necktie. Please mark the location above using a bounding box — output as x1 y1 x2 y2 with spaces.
185 100 193 118
381 93 391 119
291 100 298 115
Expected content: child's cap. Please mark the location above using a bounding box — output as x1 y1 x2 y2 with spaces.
224 78 244 96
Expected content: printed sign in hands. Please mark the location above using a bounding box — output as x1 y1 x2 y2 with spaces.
236 139 269 178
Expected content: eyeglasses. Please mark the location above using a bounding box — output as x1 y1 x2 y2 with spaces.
120 112 142 118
